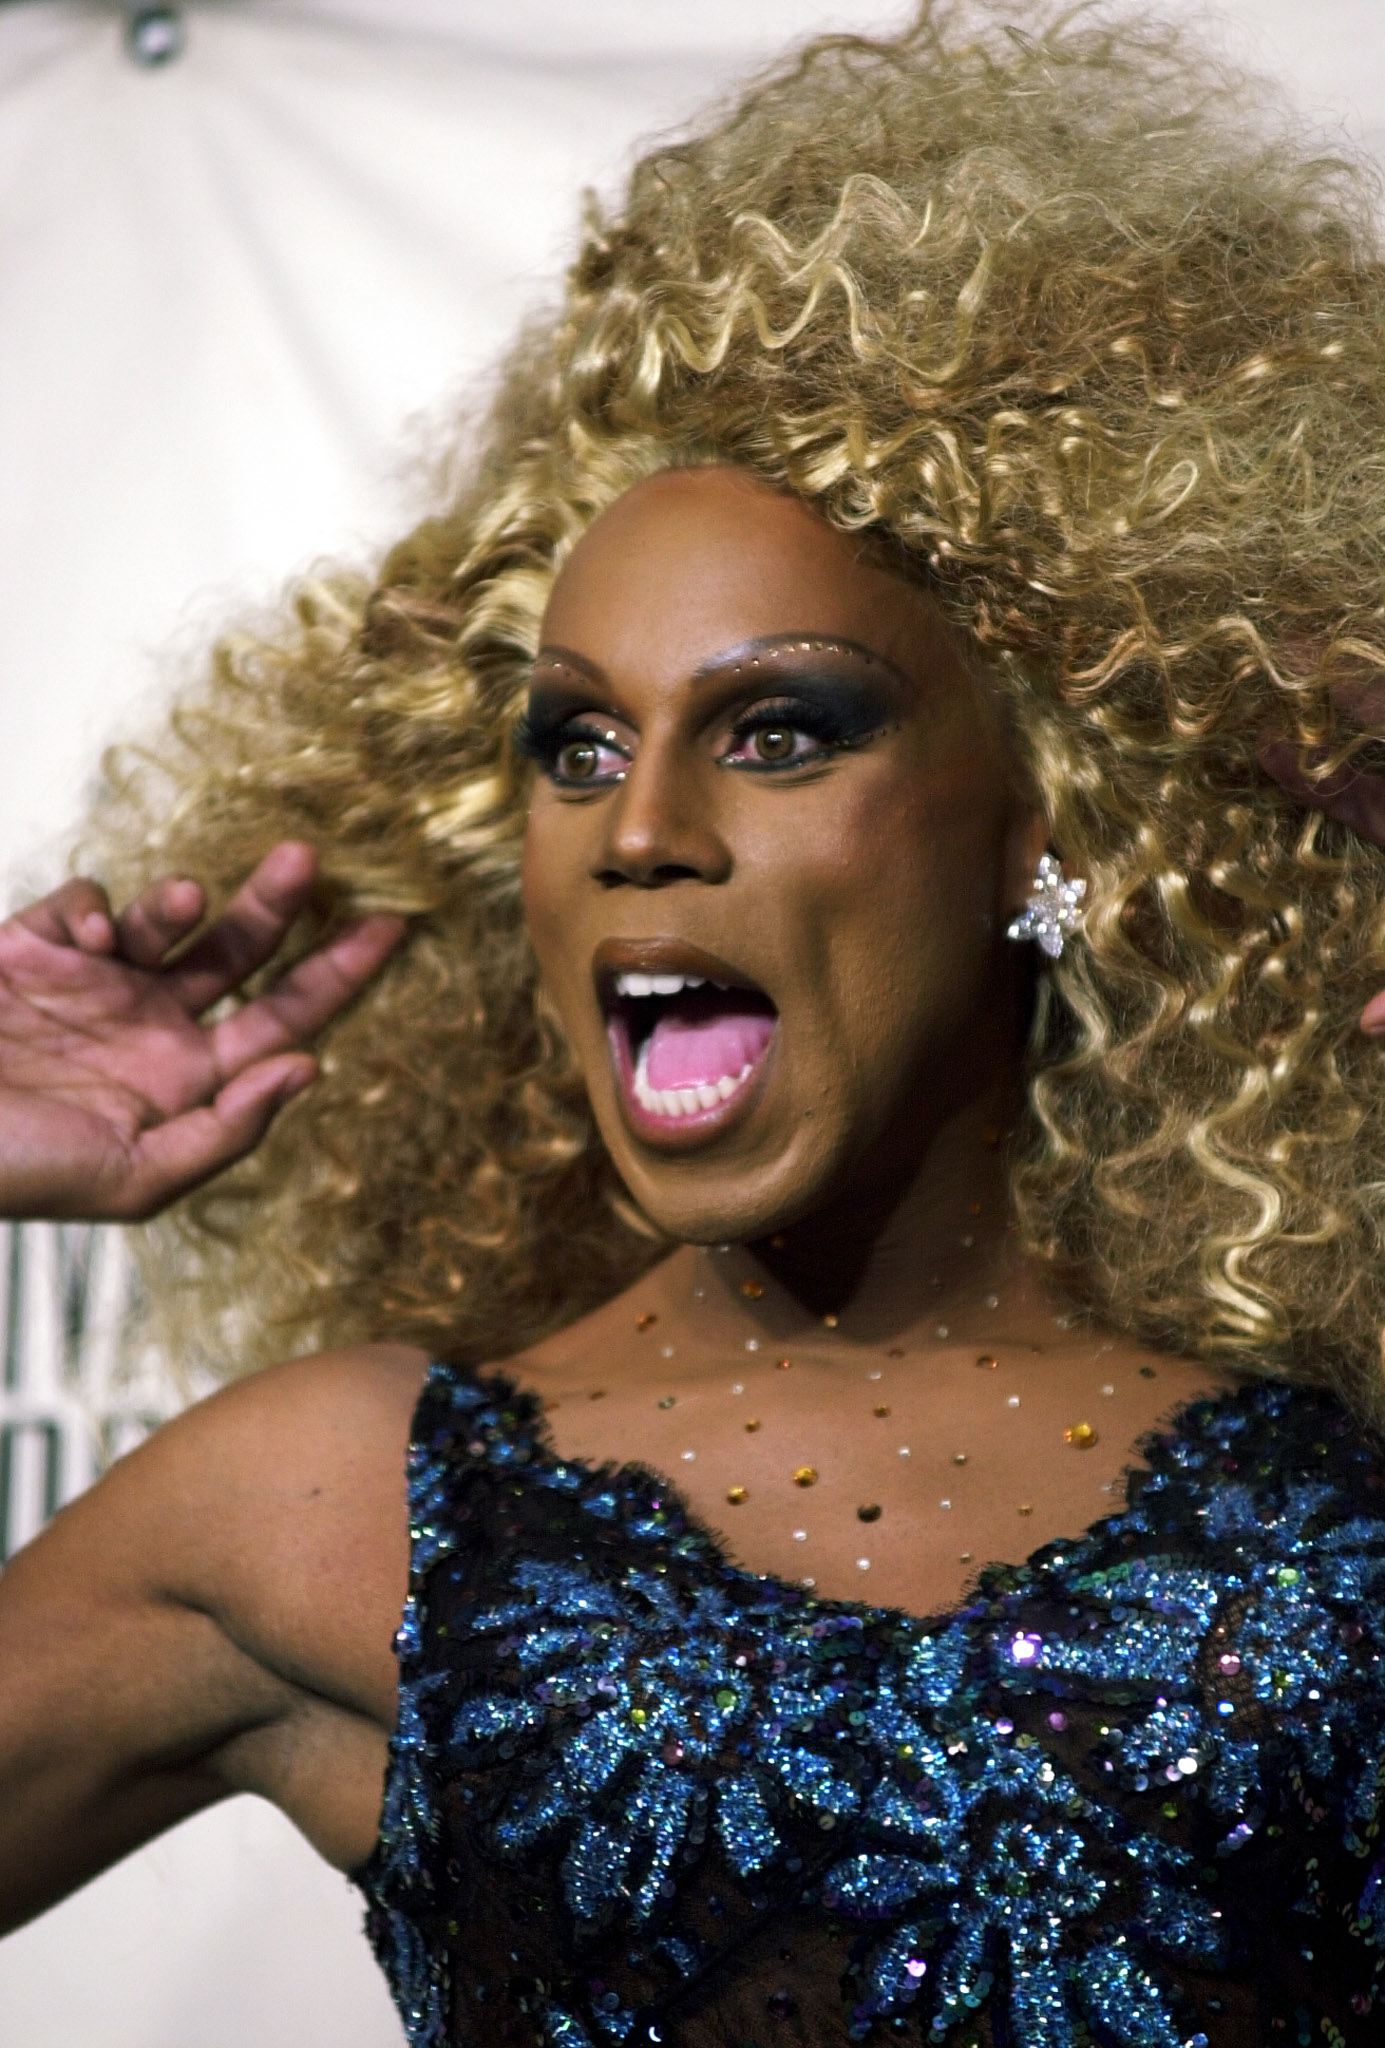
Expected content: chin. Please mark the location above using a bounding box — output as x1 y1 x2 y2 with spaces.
595 1114 842 1251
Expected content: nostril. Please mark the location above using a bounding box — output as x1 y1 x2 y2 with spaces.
596 857 706 889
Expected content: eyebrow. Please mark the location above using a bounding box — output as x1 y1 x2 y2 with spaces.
531 632 912 692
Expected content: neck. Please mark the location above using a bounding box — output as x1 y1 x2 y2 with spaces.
658 1071 1073 1362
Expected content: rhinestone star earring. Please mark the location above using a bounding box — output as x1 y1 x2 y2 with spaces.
1005 852 1087 959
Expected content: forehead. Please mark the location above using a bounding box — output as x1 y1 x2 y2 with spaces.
540 466 950 689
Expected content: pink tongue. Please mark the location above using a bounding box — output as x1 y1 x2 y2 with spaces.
646 1003 776 1090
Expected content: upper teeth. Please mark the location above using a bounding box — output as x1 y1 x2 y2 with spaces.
614 970 716 998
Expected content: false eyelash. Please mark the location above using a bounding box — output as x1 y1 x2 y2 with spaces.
510 689 886 776
510 704 570 764
725 697 877 752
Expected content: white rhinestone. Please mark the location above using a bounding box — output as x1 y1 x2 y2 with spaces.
793 1529 807 1541
1101 1383 1115 1396
660 1345 675 1358
731 1382 744 1394
939 1498 952 1509
681 1450 696 1461
898 1446 911 1457
935 1324 949 1339
857 1558 871 1570
745 1338 760 1352
1007 1395 1021 1407
867 1369 883 1380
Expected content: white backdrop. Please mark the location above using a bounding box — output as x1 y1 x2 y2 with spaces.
1 1 1383 2042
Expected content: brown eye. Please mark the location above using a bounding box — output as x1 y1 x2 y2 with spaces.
753 726 796 762
555 739 600 780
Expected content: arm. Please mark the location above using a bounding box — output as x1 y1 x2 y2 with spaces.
0 1395 299 1934
0 1342 428 1933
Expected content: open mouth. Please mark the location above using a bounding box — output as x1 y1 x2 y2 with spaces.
600 967 779 1138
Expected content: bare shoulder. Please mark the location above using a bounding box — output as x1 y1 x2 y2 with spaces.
0 1341 436 1912
6 1338 435 1730
129 1341 435 1702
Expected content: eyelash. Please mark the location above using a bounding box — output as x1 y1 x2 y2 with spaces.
511 697 878 787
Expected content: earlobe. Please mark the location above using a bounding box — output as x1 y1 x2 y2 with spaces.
1004 810 1053 913
1006 852 1087 960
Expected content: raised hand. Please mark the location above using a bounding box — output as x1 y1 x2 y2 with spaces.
0 841 407 1221
1256 674 1385 1038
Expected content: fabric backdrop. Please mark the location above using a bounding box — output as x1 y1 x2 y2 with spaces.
1 1 1383 2041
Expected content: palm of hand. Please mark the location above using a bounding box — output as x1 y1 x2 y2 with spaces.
0 845 407 1222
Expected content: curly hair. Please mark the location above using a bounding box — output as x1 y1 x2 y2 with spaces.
74 0 1385 1439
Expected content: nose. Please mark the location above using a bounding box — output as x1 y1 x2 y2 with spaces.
592 741 732 889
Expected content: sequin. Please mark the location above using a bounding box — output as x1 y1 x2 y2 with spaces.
356 1362 1385 2047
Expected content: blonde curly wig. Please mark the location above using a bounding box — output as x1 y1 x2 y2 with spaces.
75 0 1385 1439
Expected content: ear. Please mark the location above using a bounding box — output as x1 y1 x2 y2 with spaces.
1002 803 1053 921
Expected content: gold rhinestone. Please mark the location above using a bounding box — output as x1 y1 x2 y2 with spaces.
857 1503 882 1523
952 1451 968 1465
635 1311 658 1331
630 1706 647 1726
1065 1421 1098 1448
745 1418 762 1432
968 1201 983 1216
873 1403 891 1418
588 1388 607 1400
726 1485 748 1505
822 1313 840 1329
976 1354 999 1370
960 1550 973 1562
886 1346 904 1358
1018 1503 1034 1515
776 1356 793 1371
1139 1365 1157 1378
657 1395 675 1410
793 1465 819 1487
740 1279 764 1299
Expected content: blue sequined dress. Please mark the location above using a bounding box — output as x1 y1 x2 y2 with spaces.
350 1358 1385 2046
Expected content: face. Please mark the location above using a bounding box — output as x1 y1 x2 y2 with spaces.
519 466 1048 1246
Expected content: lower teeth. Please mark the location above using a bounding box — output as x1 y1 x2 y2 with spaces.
633 1039 755 1118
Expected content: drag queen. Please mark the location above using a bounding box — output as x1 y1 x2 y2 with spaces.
4 4 1385 2042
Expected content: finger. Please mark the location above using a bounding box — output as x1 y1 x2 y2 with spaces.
10 877 118 953
1257 737 1385 846
114 1054 318 1220
161 840 321 1015
111 875 206 969
207 914 409 1075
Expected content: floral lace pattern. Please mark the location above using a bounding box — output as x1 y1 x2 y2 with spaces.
353 1360 1385 2046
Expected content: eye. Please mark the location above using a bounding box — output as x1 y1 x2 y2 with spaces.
722 698 877 772
745 724 799 764
513 709 629 787
554 736 603 781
